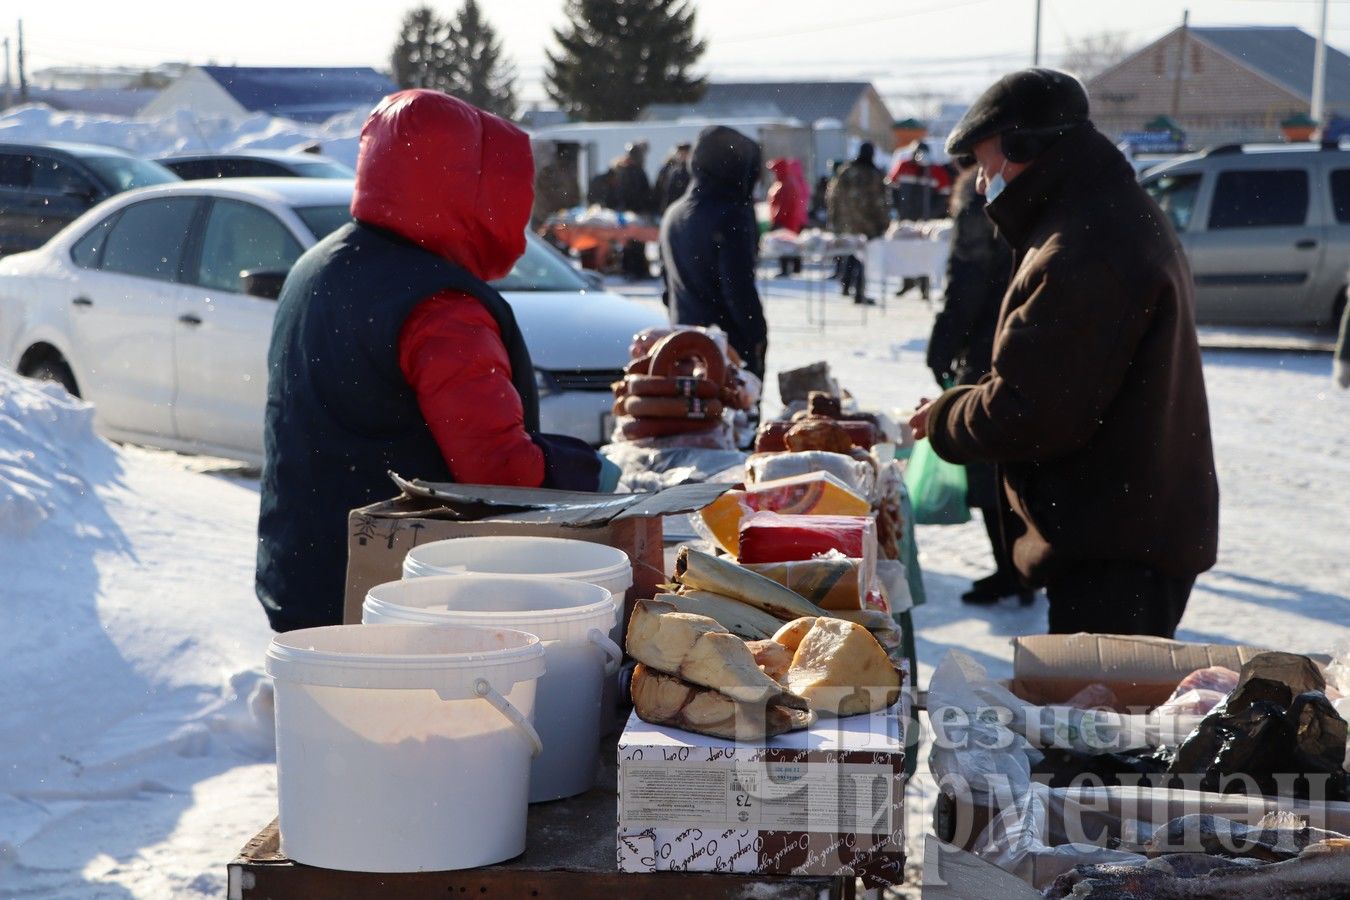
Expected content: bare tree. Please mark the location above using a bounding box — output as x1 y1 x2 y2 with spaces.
1061 31 1132 81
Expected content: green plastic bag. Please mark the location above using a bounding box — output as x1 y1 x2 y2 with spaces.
903 438 970 525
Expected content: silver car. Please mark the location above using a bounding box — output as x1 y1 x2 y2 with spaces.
1142 143 1350 327
0 179 663 465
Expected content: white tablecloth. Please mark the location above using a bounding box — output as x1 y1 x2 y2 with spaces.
862 237 949 287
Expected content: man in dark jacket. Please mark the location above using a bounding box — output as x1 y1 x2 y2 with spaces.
653 142 692 212
256 90 605 632
910 69 1219 638
660 125 767 379
926 165 1025 606
827 142 889 305
607 142 655 280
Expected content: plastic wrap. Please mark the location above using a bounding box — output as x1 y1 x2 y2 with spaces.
745 451 877 500
740 555 868 610
974 782 1148 890
697 471 870 555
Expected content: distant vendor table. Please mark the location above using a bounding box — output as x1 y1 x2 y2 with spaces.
227 735 857 899
862 237 949 300
542 220 660 272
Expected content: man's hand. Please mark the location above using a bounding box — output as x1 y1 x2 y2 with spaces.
908 398 933 440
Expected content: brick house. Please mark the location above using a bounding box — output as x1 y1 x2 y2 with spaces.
1086 26 1350 147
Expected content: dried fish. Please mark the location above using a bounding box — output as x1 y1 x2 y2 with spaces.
674 546 825 621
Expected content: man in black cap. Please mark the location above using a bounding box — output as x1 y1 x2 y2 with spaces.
909 68 1219 638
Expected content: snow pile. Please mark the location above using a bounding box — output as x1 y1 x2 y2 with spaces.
0 370 115 536
0 371 275 897
0 103 368 168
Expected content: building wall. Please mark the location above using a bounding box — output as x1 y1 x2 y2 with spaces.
1088 34 1306 147
848 87 895 152
139 69 248 120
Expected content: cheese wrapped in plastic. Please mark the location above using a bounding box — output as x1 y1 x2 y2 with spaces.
739 557 868 610
737 511 877 578
698 471 870 555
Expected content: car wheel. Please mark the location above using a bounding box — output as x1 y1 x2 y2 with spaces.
25 355 81 398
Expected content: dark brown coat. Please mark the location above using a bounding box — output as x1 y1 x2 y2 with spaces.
927 124 1219 584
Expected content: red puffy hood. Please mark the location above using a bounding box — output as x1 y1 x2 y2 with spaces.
351 89 532 281
768 157 792 181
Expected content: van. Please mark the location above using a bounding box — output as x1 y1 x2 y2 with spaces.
0 141 179 257
1140 142 1350 327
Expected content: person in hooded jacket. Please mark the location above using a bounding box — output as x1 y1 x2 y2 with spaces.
660 125 768 380
767 157 808 277
256 90 610 633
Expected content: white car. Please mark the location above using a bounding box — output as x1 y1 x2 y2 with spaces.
0 179 663 465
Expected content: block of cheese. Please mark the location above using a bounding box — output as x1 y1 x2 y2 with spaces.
625 599 807 709
698 471 870 555
771 616 819 655
784 617 901 717
736 512 877 594
745 639 794 682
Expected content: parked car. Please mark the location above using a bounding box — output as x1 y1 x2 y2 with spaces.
0 141 179 257
1141 142 1350 327
155 150 354 180
0 178 663 464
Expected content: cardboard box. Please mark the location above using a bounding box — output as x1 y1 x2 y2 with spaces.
616 697 910 888
932 633 1273 848
923 785 1350 896
343 479 731 625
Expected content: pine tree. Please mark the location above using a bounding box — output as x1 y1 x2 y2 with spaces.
546 0 707 122
390 6 453 93
445 0 518 120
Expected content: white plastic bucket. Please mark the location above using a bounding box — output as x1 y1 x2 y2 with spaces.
265 623 545 872
402 536 633 729
364 575 621 803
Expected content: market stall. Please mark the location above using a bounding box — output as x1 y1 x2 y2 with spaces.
541 207 660 273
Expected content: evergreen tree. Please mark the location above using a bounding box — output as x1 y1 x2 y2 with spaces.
546 0 706 121
445 0 518 120
390 6 453 93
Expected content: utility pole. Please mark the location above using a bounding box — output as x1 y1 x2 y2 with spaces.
1033 0 1042 66
1170 10 1189 121
17 19 26 103
1312 0 1329 131
2 37 10 109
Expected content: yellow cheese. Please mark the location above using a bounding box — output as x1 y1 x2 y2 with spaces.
698 471 870 556
785 618 901 717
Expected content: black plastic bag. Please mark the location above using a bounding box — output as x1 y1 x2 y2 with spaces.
1168 651 1348 801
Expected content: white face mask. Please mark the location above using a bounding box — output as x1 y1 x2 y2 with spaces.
985 160 1010 203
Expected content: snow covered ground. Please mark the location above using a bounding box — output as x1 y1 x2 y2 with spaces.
1 266 1346 898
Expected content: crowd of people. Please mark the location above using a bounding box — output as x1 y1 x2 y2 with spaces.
254 69 1225 643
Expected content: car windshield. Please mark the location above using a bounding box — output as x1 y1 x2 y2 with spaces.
289 160 355 178
492 235 588 292
295 205 354 240
80 155 180 192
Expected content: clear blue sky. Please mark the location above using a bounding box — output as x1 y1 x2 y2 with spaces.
8 0 1350 117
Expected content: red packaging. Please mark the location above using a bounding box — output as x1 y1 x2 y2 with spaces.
736 511 877 567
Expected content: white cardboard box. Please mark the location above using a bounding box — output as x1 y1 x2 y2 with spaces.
616 696 909 888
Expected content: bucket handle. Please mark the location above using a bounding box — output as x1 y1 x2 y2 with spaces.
588 628 624 676
473 677 544 758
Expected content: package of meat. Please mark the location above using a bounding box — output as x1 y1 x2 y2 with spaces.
737 512 877 577
1152 688 1228 717
1165 665 1240 702
739 556 869 610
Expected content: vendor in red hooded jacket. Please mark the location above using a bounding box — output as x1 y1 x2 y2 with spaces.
767 157 808 277
256 90 608 632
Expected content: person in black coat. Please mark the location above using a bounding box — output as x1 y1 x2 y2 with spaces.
653 142 693 212
927 166 1026 605
660 125 767 379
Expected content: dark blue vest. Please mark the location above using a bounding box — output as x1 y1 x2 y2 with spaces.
255 221 539 631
